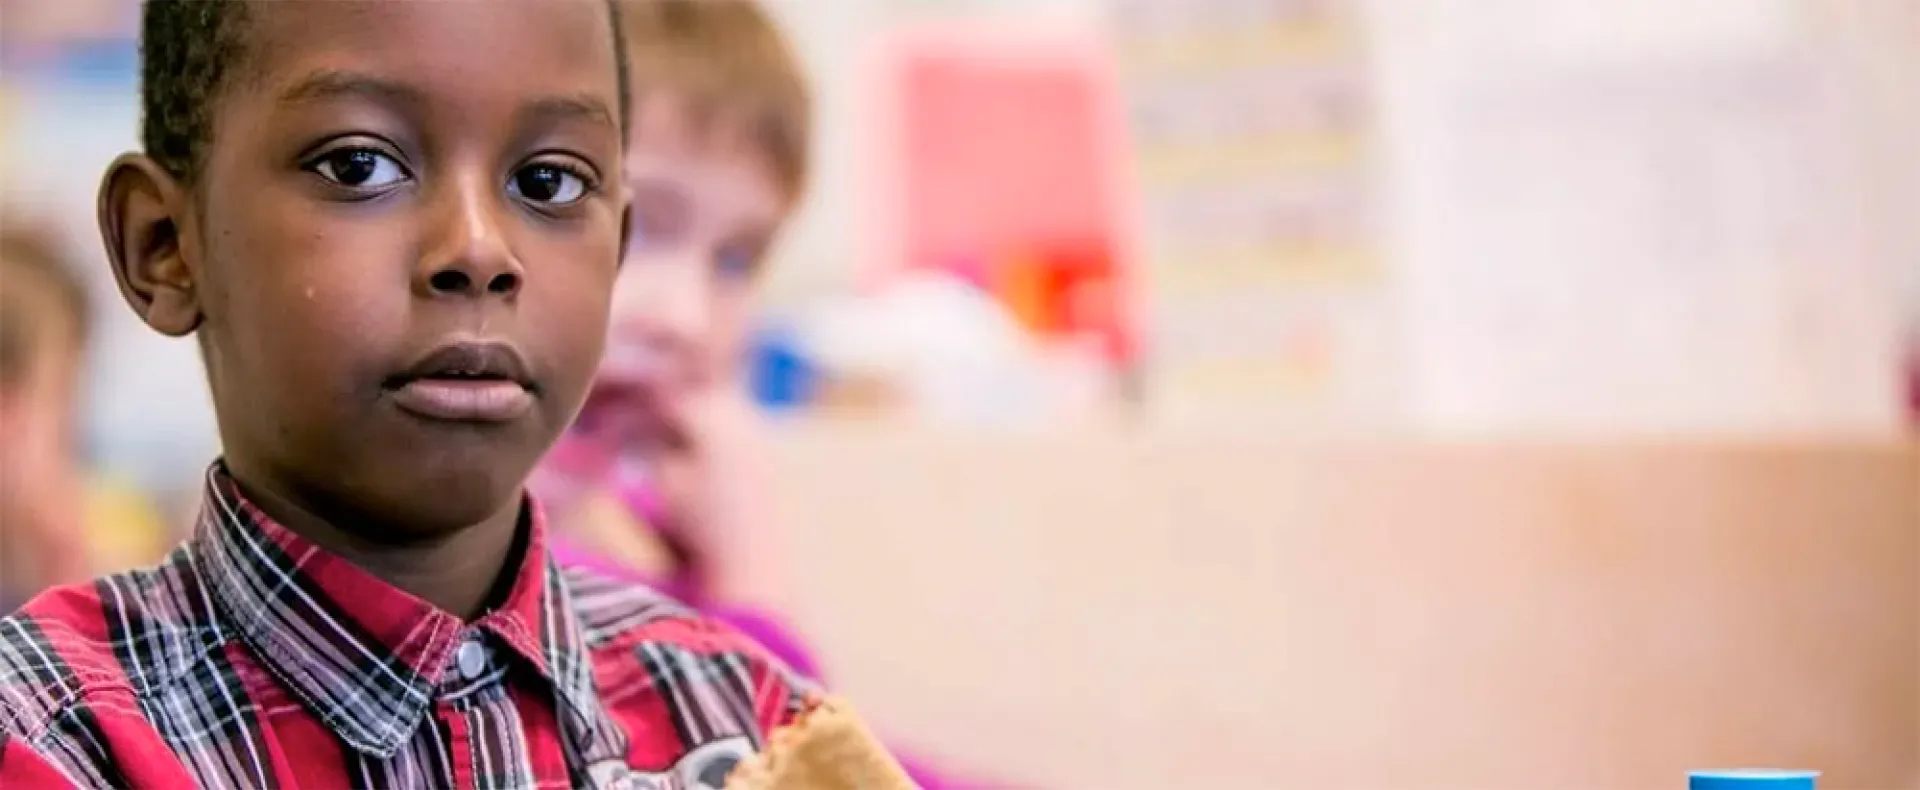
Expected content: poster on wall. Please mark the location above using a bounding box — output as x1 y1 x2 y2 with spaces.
867 22 1144 415
1394 0 1910 436
1109 0 1402 428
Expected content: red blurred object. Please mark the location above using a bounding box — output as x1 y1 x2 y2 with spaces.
870 25 1141 373
1906 342 1919 427
895 51 1118 279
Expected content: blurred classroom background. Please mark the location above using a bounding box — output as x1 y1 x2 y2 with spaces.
2 0 1918 788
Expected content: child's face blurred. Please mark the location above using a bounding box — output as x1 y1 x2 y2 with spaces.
0 276 85 515
0 272 90 597
600 97 785 408
102 1 626 538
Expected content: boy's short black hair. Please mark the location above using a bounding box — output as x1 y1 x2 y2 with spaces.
140 0 633 182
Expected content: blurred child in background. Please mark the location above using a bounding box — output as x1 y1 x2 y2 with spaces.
0 223 91 610
0 221 165 612
536 0 809 654
535 2 970 785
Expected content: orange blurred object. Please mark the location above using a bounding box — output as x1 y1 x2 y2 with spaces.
991 243 1131 367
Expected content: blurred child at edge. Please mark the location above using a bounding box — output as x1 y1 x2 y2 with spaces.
534 0 806 639
0 222 166 612
535 3 975 786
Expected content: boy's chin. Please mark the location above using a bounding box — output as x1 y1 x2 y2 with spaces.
371 485 529 541
356 458 539 539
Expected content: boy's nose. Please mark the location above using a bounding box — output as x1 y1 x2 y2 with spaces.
606 257 711 380
416 176 524 299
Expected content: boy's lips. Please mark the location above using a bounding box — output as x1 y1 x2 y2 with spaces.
392 379 533 422
386 339 536 423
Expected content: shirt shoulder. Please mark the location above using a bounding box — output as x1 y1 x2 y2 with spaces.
559 561 704 647
557 562 819 732
0 546 223 742
0 728 88 787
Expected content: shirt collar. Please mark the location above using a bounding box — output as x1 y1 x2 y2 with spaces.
192 462 603 758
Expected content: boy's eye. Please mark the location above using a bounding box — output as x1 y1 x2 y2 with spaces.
715 250 758 279
509 164 589 206
309 148 409 190
714 236 769 280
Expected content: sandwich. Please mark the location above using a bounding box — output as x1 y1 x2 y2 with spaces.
725 696 919 789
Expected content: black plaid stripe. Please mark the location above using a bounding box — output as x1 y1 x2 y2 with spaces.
98 575 164 701
197 466 441 756
561 563 821 763
562 567 696 647
148 643 279 789
0 616 72 738
636 643 771 753
708 653 767 751
463 685 536 790
0 617 129 788
344 705 468 790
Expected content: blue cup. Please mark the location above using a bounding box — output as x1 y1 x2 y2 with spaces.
1689 769 1818 790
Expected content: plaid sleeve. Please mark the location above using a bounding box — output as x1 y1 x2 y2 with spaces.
0 730 83 789
703 617 822 733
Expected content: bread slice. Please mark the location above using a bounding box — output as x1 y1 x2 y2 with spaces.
725 696 920 789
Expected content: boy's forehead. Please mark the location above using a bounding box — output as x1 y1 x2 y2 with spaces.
630 97 780 184
239 0 619 114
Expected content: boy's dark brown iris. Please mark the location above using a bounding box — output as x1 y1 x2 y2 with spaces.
516 167 576 202
323 150 383 186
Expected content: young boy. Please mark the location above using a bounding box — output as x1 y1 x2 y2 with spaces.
0 1 863 787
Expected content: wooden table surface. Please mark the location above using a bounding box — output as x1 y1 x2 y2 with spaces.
764 428 1918 789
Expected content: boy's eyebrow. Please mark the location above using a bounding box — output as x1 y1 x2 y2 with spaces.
518 94 619 132
277 69 426 110
278 69 615 132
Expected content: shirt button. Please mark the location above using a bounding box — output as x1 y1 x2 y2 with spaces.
456 639 488 681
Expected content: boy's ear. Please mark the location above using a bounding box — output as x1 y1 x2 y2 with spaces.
97 153 201 337
617 198 633 269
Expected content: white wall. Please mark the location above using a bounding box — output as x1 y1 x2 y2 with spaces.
1367 0 1907 435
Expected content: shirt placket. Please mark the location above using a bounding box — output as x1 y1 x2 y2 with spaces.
435 628 530 790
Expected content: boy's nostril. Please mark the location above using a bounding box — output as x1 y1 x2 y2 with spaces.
430 270 470 294
487 272 519 295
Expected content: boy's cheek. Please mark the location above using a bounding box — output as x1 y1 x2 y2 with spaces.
708 300 756 384
0 403 70 495
0 410 25 490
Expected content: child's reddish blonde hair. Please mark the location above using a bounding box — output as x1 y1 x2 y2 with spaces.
616 0 812 204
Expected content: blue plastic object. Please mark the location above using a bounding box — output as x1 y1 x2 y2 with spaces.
746 324 817 413
1689 769 1818 790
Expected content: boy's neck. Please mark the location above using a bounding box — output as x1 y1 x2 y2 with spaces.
225 464 527 621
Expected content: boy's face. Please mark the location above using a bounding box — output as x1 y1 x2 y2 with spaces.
104 1 626 537
596 96 785 417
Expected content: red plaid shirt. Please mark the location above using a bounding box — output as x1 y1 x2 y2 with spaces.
0 464 815 789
